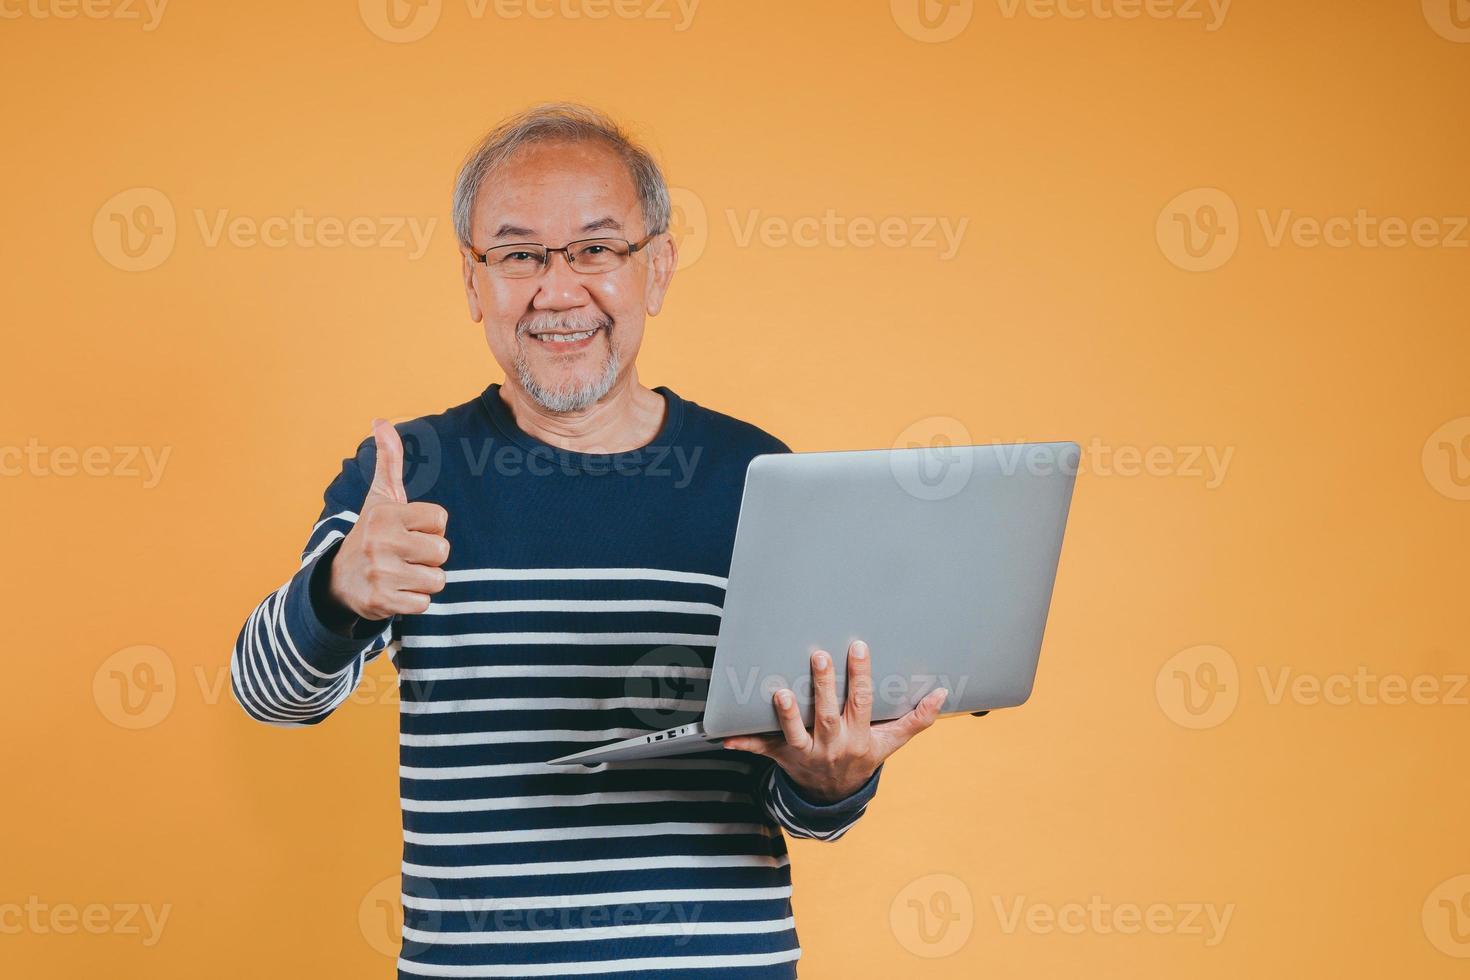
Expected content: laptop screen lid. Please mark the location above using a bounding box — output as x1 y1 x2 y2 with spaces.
699 441 1079 739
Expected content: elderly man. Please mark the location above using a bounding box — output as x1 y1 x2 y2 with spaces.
230 102 945 979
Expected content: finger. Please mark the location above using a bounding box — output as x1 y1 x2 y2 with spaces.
772 688 813 753
392 562 446 596
402 501 449 535
370 418 408 504
809 650 841 741
385 590 433 616
872 687 948 759
365 588 434 618
721 733 783 756
843 639 874 730
399 529 451 567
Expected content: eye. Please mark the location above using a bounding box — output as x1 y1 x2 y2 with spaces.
504 250 539 262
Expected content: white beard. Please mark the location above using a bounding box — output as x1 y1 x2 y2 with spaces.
513 315 620 414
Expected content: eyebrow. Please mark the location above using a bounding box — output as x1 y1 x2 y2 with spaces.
491 216 624 240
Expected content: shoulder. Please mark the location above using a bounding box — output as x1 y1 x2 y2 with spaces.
356 392 488 455
674 390 791 457
337 391 490 493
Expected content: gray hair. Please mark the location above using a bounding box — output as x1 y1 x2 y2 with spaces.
452 102 671 250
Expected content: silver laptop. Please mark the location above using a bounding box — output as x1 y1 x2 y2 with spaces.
546 440 1079 766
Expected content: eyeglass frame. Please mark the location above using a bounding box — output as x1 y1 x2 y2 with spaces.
466 232 661 276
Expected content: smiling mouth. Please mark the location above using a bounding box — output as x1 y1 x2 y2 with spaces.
530 327 600 342
525 324 605 350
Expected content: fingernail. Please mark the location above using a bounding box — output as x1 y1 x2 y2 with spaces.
813 652 829 670
934 688 949 703
776 691 792 709
851 641 868 659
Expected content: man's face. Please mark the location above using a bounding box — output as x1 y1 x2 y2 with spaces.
461 139 676 413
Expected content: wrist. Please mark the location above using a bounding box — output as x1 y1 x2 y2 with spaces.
310 542 364 636
786 765 877 805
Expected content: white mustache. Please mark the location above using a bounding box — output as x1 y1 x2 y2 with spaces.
518 312 613 337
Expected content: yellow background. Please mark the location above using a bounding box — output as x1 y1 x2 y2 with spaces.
4 0 1469 976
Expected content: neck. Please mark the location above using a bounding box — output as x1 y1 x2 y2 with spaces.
497 368 666 454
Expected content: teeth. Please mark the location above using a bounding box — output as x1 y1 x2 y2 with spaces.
534 328 597 343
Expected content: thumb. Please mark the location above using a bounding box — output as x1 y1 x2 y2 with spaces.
873 687 947 759
369 418 407 504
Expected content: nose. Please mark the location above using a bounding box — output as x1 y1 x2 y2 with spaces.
530 249 591 312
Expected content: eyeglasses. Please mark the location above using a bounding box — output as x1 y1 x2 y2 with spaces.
468 233 658 278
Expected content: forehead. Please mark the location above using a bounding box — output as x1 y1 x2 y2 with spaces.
472 139 640 239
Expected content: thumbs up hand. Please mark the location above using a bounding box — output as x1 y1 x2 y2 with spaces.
328 419 451 621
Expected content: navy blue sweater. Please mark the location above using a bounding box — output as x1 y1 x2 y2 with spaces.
230 383 881 978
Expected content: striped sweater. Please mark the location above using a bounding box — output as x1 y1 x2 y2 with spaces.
229 383 882 978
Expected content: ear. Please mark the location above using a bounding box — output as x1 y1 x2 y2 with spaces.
642 232 678 318
462 250 485 323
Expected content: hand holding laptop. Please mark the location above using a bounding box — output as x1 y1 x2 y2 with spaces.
721 640 948 803
547 441 1078 769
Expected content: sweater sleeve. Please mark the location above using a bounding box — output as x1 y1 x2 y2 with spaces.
752 760 883 842
229 437 394 727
